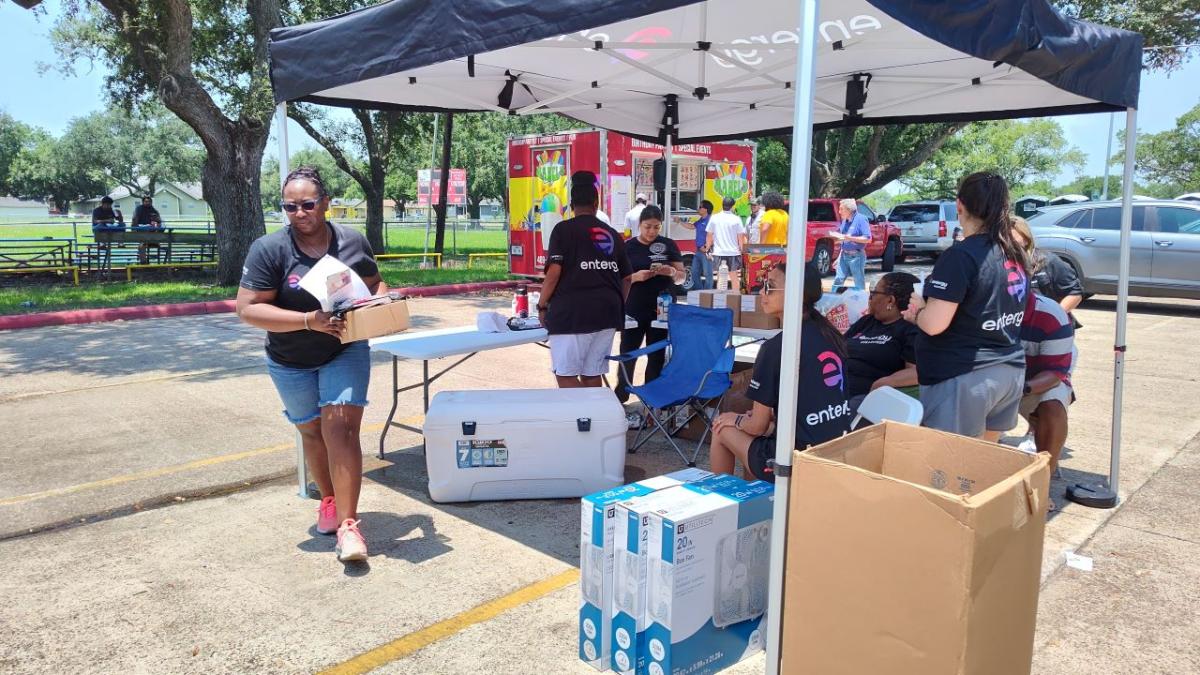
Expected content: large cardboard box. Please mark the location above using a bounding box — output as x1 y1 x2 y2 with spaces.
579 468 713 670
339 299 410 343
782 422 1051 675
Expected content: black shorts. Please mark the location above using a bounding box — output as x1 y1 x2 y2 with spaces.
747 435 777 483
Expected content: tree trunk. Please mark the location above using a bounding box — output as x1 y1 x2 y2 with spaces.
363 189 385 253
433 113 453 254
201 125 267 285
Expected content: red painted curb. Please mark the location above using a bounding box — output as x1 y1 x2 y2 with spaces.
0 280 526 331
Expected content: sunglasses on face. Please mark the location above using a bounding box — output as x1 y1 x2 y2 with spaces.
281 200 320 213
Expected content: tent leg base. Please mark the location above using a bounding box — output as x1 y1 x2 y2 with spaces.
1066 483 1119 509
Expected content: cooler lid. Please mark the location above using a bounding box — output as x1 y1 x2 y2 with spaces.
423 388 626 429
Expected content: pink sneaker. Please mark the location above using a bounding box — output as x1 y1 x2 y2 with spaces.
336 519 368 562
316 496 338 535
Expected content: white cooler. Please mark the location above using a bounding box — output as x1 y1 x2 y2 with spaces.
423 388 628 503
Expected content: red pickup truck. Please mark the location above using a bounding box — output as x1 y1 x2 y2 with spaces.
739 199 902 293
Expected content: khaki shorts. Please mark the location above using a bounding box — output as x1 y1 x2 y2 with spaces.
549 329 616 377
1019 381 1074 419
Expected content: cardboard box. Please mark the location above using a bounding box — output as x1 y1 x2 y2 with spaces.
686 290 703 306
644 475 775 675
707 291 741 326
782 422 1051 675
339 299 410 343
579 468 713 670
739 311 780 330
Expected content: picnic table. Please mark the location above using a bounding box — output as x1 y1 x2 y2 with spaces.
89 229 217 279
0 238 79 284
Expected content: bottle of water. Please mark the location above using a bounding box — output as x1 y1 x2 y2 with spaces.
717 260 730 291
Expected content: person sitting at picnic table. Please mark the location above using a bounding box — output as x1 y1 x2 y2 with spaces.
615 204 684 404
1019 290 1076 509
236 165 386 565
91 196 123 232
709 262 853 482
844 272 921 411
131 196 164 230
536 170 632 389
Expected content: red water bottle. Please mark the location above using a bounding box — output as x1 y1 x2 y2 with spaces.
514 286 529 318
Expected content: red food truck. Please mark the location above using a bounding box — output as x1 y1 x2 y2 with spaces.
506 129 756 288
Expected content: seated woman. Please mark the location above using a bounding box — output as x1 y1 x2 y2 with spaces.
844 272 921 410
709 262 852 482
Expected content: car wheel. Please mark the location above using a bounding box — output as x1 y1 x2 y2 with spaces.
881 240 898 272
813 242 834 276
679 254 696 292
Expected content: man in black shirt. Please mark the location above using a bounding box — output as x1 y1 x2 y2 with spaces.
536 171 632 388
131 196 164 230
91 196 123 232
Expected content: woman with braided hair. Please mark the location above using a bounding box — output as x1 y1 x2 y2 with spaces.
843 271 921 410
236 166 386 564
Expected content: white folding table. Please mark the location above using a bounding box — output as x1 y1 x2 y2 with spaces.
368 325 551 457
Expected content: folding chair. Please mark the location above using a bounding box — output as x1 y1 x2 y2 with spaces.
608 304 735 466
850 385 924 429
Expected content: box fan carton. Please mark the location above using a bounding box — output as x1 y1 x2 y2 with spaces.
642 475 775 675
579 468 713 670
782 422 1051 675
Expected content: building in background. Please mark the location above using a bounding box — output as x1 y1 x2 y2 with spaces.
0 197 51 219
74 182 210 220
328 198 401 220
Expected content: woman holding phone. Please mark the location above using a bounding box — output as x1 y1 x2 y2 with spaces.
615 205 685 404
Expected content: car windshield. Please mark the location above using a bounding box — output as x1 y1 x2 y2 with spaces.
889 204 940 223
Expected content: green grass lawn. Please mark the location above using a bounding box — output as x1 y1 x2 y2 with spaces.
0 220 509 256
0 258 514 315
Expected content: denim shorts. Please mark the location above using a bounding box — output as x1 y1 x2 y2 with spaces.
265 341 371 425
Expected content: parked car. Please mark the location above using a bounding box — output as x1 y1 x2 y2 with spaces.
1027 199 1200 300
886 200 959 259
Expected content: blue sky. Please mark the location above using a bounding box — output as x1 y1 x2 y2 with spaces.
2 0 1197 186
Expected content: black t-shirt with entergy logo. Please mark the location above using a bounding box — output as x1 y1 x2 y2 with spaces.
747 323 852 450
544 215 632 335
916 234 1029 385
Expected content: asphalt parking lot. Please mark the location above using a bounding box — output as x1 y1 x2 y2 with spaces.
2 264 1198 674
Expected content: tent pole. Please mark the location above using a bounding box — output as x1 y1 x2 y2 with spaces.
1068 106 1137 510
765 0 822 672
276 102 309 500
665 133 673 235
424 113 439 264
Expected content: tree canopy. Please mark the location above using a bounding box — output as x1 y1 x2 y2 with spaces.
1129 101 1200 195
7 128 107 212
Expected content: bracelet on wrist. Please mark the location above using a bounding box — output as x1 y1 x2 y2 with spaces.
303 311 311 331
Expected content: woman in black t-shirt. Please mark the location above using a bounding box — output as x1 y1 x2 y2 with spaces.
709 263 852 482
844 271 920 406
615 205 684 402
903 172 1030 440
1011 215 1084 327
236 166 386 564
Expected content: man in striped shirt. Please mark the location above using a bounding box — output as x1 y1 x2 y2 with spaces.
1019 292 1076 477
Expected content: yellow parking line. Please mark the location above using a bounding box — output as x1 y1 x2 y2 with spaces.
318 569 581 675
0 416 424 507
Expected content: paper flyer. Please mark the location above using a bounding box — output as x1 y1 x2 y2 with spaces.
298 255 371 312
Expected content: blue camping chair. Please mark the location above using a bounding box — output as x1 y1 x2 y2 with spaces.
608 304 735 466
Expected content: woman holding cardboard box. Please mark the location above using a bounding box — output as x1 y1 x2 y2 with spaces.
708 263 852 482
236 166 387 564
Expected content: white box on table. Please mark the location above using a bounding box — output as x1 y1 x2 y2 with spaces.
423 388 626 503
579 468 713 671
643 475 775 675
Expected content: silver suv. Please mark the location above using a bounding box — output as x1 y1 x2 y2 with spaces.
887 200 960 258
1027 200 1200 300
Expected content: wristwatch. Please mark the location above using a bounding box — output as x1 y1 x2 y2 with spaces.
1023 383 1033 395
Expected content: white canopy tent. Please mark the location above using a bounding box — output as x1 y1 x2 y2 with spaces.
270 1 1142 670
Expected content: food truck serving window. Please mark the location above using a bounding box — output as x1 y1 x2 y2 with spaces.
672 163 703 211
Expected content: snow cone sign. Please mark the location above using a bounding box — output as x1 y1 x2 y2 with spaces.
705 162 751 214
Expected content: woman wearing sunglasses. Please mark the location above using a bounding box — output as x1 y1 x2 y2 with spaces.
843 272 921 410
236 166 386 564
709 262 852 482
